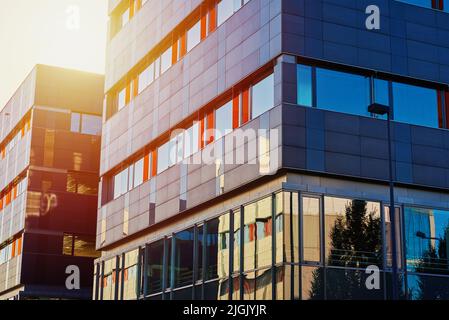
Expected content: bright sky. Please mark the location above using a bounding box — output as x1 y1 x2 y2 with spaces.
0 0 108 109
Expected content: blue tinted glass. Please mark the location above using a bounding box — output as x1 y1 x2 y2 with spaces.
404 207 449 274
316 68 370 117
297 64 312 107
392 82 438 128
251 74 274 119
444 0 449 11
372 79 389 120
396 0 432 9
374 79 389 106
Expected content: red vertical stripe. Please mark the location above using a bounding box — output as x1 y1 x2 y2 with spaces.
143 154 150 181
232 95 240 129
201 15 207 40
208 4 217 33
151 150 158 177
242 88 250 124
207 112 215 144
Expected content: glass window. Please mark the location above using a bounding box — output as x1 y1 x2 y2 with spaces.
205 217 222 280
251 74 274 119
157 142 170 174
160 47 172 74
385 206 403 269
205 220 220 281
113 172 121 199
121 8 130 27
392 82 438 128
73 235 98 258
168 136 178 167
184 123 199 158
303 197 321 262
395 0 432 9
123 249 139 300
444 0 449 12
255 268 272 300
102 258 116 300
133 158 144 187
217 0 234 26
316 68 370 117
404 207 449 275
187 20 201 52
197 225 204 281
297 64 313 107
138 63 154 94
70 113 81 132
154 57 161 79
173 228 194 288
374 79 390 106
324 197 382 268
243 197 272 271
147 240 164 294
81 114 102 135
121 167 129 194
114 168 128 199
128 165 134 191
233 209 241 274
63 234 73 255
118 88 126 110
215 101 233 141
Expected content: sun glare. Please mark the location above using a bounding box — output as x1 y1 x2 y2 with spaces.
0 0 108 108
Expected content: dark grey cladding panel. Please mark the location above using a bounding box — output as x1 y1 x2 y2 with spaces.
281 104 449 189
282 0 449 85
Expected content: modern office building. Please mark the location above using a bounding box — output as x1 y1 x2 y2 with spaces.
94 0 449 300
0 65 104 299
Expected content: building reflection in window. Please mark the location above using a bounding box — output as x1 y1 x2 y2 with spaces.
303 196 321 263
123 249 139 300
173 228 194 288
147 239 164 294
243 197 272 271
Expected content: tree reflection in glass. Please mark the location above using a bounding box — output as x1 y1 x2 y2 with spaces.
405 207 449 299
309 198 382 299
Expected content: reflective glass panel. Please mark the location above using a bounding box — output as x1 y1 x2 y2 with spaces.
81 114 102 135
324 197 382 268
303 197 321 262
70 113 81 132
392 82 438 128
404 207 449 275
123 249 139 300
157 142 170 174
187 21 201 52
217 0 234 26
316 68 370 117
148 240 164 294
396 0 432 9
251 74 274 119
133 158 144 187
160 47 172 74
73 234 98 258
243 197 272 271
215 101 233 141
173 228 194 288
297 64 313 107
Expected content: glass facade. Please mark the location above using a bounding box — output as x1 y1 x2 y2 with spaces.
95 190 449 300
251 74 274 119
316 68 371 117
297 63 445 129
